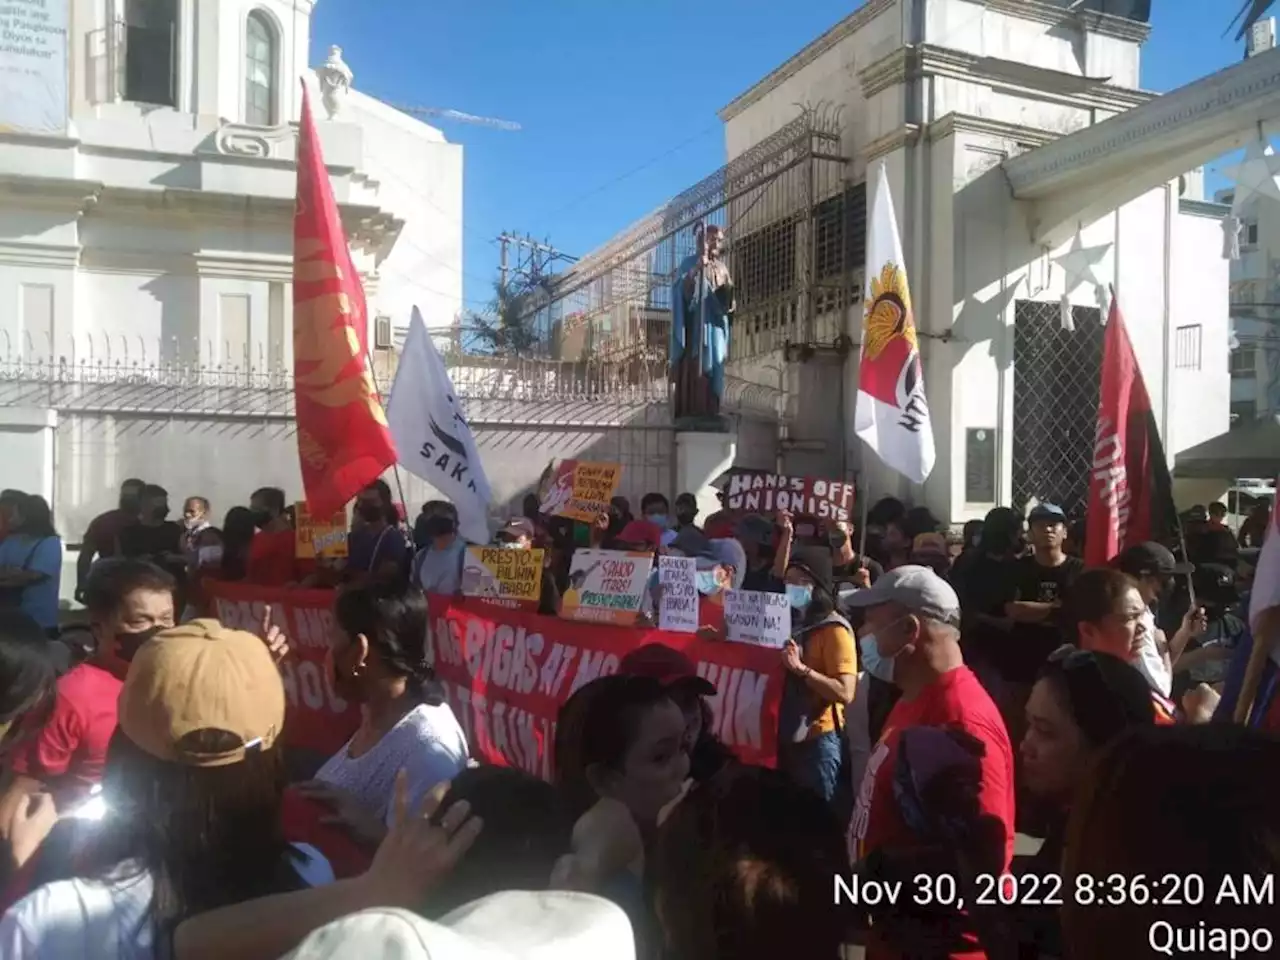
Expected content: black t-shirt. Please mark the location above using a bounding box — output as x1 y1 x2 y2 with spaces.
833 555 884 585
998 554 1084 683
118 521 183 570
954 553 1019 664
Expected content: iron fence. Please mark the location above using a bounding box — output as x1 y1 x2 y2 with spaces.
1011 300 1105 519
522 105 860 376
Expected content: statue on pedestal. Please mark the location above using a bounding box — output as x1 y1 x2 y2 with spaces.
670 223 734 428
316 46 353 120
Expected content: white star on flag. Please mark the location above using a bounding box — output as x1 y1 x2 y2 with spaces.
1222 138 1280 212
1052 231 1111 332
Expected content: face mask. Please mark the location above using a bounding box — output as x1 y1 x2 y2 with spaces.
860 633 897 684
786 584 813 611
115 625 165 664
197 545 223 566
183 515 204 530
829 531 849 549
358 503 384 523
152 505 170 522
677 510 697 526
251 509 272 530
496 540 524 550
696 570 721 595
647 514 669 530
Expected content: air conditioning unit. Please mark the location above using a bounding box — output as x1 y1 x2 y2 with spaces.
1248 18 1276 57
374 315 393 350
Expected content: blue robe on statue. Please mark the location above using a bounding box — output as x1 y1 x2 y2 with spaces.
670 253 731 417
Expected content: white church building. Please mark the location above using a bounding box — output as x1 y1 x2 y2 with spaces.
525 0 1257 525
0 0 463 538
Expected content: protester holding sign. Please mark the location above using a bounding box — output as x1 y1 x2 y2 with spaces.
777 549 857 806
493 518 560 615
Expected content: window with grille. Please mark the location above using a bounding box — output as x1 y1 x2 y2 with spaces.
1174 324 1202 370
812 181 866 283
732 220 796 306
1011 301 1104 519
1230 343 1257 377
1245 222 1259 246
124 0 176 107
245 12 277 125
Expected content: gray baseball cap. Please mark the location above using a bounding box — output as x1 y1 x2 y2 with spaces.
843 564 961 626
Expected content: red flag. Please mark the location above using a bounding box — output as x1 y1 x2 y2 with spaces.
1085 296 1177 566
292 85 396 515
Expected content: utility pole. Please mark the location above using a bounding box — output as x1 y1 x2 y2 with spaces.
496 232 577 289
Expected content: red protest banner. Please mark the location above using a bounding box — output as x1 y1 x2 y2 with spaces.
204 580 359 758
428 596 785 777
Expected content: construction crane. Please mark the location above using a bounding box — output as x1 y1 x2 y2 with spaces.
390 103 521 132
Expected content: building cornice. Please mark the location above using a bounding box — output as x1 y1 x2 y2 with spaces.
862 124 922 164
859 44 1152 113
1179 198 1229 219
984 0 1151 44
0 174 101 215
194 252 296 281
1004 47 1280 197
0 241 81 269
78 248 177 277
718 0 896 122
928 113 1059 150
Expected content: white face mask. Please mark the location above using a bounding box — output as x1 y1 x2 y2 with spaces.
859 616 910 685
197 545 223 567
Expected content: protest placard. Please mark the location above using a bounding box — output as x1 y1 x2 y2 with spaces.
560 548 652 626
460 547 544 611
539 459 623 523
723 589 792 649
294 502 349 559
657 555 698 633
721 470 855 533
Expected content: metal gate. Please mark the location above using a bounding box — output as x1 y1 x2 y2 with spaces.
1011 300 1104 519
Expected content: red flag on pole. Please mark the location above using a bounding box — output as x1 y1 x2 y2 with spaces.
291 85 397 515
1084 295 1177 566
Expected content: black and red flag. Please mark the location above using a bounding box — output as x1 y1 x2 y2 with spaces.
1084 295 1179 566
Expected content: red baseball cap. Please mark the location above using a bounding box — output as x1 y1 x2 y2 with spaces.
616 520 663 550
619 643 716 696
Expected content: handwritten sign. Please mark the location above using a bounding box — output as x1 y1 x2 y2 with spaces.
560 548 652 626
540 459 623 523
461 547 544 611
295 502 349 560
724 589 792 649
657 555 698 633
722 471 855 526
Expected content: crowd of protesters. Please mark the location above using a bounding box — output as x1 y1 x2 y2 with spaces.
0 476 1275 959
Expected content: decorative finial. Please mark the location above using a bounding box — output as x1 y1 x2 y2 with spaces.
315 45 353 120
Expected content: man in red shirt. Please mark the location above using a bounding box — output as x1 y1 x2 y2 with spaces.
0 559 175 835
246 487 301 586
845 565 1015 960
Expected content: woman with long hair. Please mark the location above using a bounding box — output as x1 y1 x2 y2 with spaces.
0 611 57 755
300 586 468 839
0 496 63 636
0 620 331 958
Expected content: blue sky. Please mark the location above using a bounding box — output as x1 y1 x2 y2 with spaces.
311 0 1250 312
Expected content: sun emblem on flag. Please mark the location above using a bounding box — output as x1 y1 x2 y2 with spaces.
863 263 917 361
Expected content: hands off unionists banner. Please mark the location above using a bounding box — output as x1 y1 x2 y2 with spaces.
427 597 786 776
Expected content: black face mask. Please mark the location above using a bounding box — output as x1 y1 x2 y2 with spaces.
423 515 455 537
676 510 697 526
358 503 384 524
251 509 273 530
115 625 165 663
152 505 170 522
829 531 849 549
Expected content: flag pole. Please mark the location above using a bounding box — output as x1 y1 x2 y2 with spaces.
365 344 411 523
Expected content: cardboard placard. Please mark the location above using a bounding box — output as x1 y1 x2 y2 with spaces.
723 589 792 649
559 548 653 626
295 502 349 559
461 547 544 611
657 555 698 633
540 459 623 523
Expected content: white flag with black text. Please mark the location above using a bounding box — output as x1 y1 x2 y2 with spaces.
386 307 493 544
